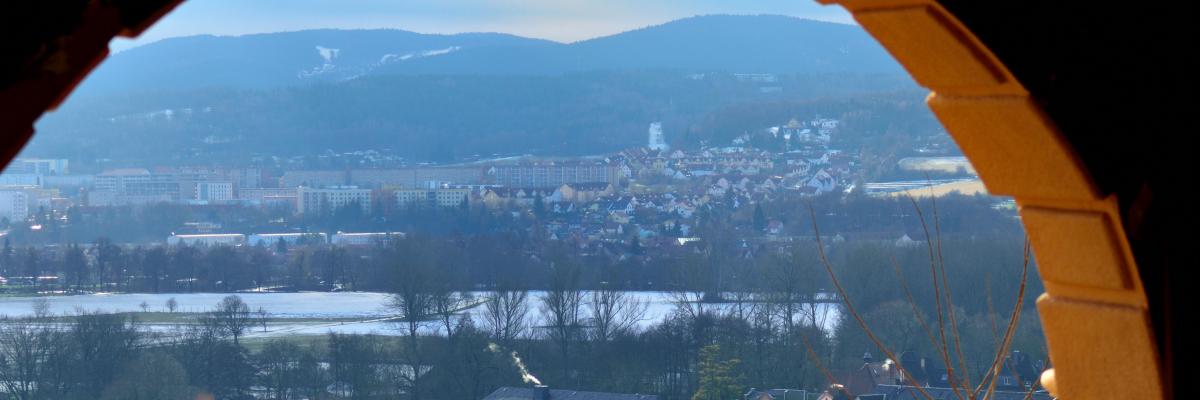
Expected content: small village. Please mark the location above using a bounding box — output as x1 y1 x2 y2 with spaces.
0 116 988 252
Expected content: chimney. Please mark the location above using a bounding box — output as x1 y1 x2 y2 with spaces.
533 385 550 400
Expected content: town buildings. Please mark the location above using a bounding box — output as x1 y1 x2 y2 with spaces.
247 232 327 246
237 187 298 207
89 168 244 206
490 161 620 188
394 187 471 209
195 182 234 202
4 158 69 175
1 115 923 248
331 232 405 246
0 190 29 222
296 186 372 215
282 167 485 189
166 233 247 246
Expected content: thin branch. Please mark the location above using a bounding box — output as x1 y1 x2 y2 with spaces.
796 324 838 391
907 195 963 400
1020 362 1049 400
984 272 1001 350
929 192 973 394
977 239 1031 399
889 256 940 356
807 203 937 400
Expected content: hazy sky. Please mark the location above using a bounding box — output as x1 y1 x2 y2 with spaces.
112 0 855 52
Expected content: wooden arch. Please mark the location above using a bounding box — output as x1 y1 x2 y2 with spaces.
817 1 1166 399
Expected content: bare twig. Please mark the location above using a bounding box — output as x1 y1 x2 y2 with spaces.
889 256 940 355
984 272 1002 350
929 194 973 394
907 195 963 400
977 239 1031 399
796 325 837 389
1020 362 1048 400
807 203 937 400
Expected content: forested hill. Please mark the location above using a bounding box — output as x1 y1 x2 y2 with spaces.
30 15 928 165
76 15 899 95
34 73 931 165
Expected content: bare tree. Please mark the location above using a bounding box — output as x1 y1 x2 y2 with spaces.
483 285 530 345
30 298 50 321
539 256 584 383
429 272 472 340
0 319 58 400
389 261 436 340
212 295 253 345
386 238 439 400
586 283 648 342
166 297 178 313
257 307 269 332
668 253 709 321
762 247 829 336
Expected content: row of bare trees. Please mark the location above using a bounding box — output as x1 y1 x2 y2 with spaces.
0 295 263 400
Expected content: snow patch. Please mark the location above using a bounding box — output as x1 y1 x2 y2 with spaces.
302 46 461 81
382 46 461 65
316 46 340 63
419 46 460 57
299 46 343 79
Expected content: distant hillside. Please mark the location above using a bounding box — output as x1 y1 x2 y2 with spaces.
34 72 929 165
31 15 925 165
76 30 555 95
75 15 900 96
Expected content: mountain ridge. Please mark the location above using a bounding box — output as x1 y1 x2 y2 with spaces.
31 15 923 165
76 14 899 96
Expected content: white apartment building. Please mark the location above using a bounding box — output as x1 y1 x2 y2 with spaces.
91 168 180 206
0 191 29 222
490 161 620 187
91 168 239 206
196 182 234 202
394 187 471 209
0 174 42 186
247 232 328 246
167 234 246 246
4 158 68 175
296 186 372 215
331 232 405 246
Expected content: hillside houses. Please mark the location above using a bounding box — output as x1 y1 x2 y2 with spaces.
479 183 617 208
4 115 862 256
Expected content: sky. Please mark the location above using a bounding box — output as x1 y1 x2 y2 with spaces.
111 0 855 52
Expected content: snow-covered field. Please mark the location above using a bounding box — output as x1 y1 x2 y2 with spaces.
897 156 976 174
0 292 840 338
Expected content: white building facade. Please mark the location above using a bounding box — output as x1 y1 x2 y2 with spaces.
296 186 372 215
394 188 470 209
195 182 234 202
0 191 29 222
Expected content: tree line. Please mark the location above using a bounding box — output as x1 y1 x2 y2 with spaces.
0 231 1045 400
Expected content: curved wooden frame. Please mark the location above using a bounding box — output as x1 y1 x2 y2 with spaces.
817 1 1164 398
